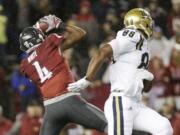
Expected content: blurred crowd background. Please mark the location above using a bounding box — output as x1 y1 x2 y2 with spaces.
0 0 179 135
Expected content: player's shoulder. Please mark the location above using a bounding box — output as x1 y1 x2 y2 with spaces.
116 28 143 43
44 33 64 47
47 33 64 41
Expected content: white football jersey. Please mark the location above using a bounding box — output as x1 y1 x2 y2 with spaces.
108 28 150 98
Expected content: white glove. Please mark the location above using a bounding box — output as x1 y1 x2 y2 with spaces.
68 77 91 92
137 69 154 81
35 14 62 32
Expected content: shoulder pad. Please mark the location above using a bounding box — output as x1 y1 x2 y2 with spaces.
116 29 141 43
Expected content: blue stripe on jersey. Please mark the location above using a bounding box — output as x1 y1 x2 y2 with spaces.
119 97 124 135
113 96 124 135
113 97 117 135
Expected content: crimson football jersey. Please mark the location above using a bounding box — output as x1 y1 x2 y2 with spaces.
20 34 74 100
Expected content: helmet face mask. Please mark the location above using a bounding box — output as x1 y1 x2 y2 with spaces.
19 27 44 53
124 8 153 38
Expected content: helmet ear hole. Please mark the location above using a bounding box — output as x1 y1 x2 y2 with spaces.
130 19 133 25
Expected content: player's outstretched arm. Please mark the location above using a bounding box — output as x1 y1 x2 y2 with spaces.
68 44 113 92
86 44 112 81
61 25 86 51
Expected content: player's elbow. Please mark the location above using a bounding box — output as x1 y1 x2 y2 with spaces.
80 29 86 37
71 26 86 40
71 30 86 43
76 29 86 40
67 25 86 41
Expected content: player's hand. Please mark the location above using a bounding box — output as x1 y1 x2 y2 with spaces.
35 15 63 32
67 77 91 92
137 69 154 81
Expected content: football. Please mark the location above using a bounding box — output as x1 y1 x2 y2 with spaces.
35 21 49 33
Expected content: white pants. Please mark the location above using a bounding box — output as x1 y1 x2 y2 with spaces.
104 94 173 135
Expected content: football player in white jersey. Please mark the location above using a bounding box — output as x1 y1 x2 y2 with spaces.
68 8 173 135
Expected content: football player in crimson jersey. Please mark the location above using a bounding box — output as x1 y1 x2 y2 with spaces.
19 15 107 135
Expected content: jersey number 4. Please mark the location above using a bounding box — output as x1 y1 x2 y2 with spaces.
33 61 52 83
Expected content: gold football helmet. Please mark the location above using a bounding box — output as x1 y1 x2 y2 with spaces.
124 8 153 38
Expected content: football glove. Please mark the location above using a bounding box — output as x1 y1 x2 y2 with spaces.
35 15 63 33
67 77 91 92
